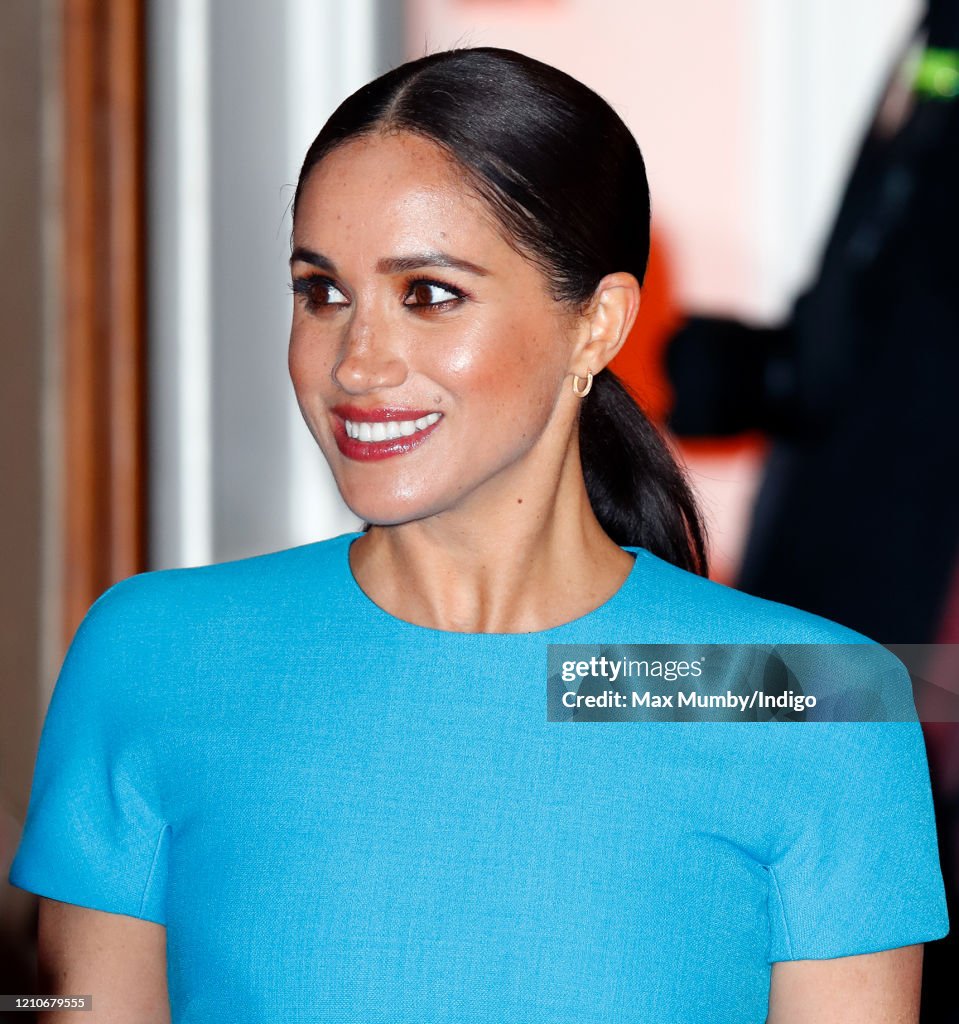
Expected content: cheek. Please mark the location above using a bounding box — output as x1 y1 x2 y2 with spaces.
441 313 564 412
288 327 332 390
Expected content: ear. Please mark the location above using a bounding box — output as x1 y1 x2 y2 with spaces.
568 272 641 377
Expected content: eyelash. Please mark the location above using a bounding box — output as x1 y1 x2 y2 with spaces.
289 274 468 315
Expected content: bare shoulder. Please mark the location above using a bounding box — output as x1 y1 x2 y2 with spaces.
767 945 923 1023
37 897 170 1024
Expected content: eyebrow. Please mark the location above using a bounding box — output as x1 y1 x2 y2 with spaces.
289 247 490 277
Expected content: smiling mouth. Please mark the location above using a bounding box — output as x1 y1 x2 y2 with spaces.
344 412 442 443
330 409 444 461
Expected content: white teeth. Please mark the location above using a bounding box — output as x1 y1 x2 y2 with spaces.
345 412 441 443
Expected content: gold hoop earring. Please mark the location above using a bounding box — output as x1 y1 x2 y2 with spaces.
571 369 593 397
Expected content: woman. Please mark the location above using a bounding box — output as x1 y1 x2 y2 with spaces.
9 47 948 1023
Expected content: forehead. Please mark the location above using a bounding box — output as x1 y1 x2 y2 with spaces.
292 131 505 252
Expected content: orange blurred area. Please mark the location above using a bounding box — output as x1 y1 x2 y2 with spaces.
609 229 768 586
608 229 680 425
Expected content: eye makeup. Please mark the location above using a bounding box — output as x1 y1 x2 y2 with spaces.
290 274 348 314
401 278 467 312
290 274 470 315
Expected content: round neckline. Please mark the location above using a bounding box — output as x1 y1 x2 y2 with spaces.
337 531 649 639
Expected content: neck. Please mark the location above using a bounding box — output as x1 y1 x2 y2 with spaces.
348 442 634 633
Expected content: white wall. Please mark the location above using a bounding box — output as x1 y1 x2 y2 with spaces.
748 0 919 319
148 0 404 569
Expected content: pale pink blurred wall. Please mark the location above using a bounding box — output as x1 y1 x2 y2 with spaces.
403 0 918 580
406 0 761 578
407 0 755 311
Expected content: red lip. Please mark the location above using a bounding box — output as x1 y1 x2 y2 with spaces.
331 404 439 423
329 406 444 462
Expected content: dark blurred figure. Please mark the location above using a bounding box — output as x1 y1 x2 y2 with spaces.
665 3 959 1019
669 5 959 645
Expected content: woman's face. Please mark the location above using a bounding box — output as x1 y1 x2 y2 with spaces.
288 130 585 526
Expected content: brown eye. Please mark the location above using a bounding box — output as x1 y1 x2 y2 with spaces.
403 279 464 309
291 275 348 312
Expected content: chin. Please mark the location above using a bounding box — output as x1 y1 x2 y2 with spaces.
340 490 441 529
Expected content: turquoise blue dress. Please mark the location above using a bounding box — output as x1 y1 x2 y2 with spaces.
9 531 950 1022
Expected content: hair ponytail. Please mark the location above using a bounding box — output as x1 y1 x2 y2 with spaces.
580 370 708 574
295 46 710 576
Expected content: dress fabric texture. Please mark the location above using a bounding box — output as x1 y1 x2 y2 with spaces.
8 530 951 1023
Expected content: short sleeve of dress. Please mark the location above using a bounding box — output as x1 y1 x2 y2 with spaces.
7 577 170 924
765 696 950 961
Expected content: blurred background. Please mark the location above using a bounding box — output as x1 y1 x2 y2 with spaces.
2 0 957 1018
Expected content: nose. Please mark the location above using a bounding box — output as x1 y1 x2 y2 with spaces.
332 313 408 395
